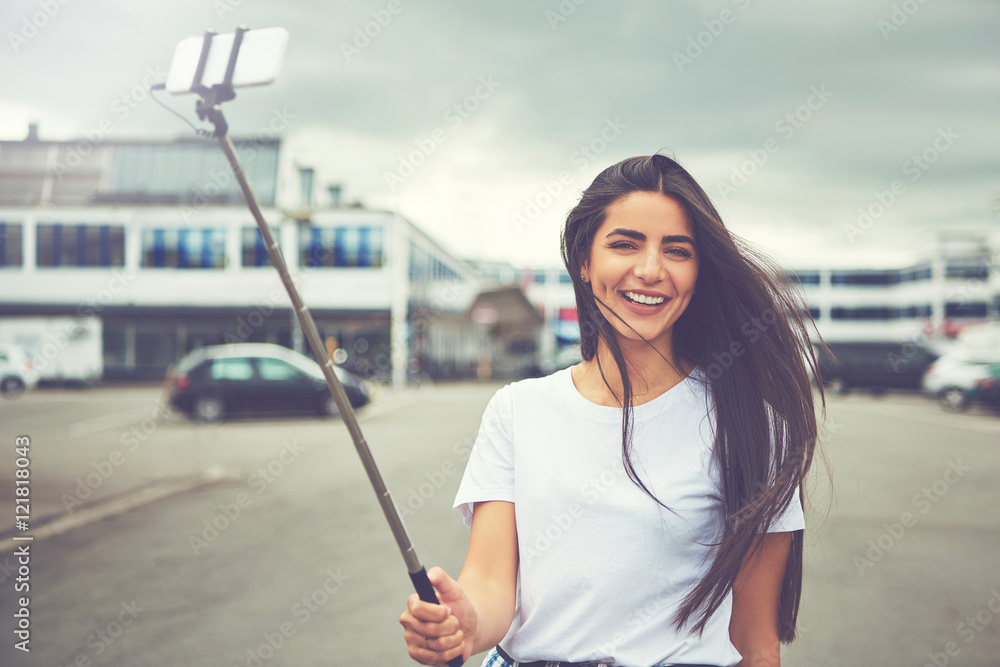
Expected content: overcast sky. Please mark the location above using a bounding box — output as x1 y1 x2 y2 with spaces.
2 0 998 268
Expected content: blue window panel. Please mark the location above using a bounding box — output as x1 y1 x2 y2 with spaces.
334 227 346 267
100 226 110 267
201 229 213 268
357 227 371 267
153 229 166 268
76 225 86 266
52 225 62 267
370 227 383 267
178 229 190 268
255 228 267 266
310 227 322 267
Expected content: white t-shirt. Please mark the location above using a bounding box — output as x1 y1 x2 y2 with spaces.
453 366 804 667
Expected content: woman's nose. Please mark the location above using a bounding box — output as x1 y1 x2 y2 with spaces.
633 249 666 282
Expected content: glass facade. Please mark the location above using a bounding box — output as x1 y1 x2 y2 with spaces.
36 223 125 268
106 140 279 206
141 228 226 269
301 225 384 268
408 241 460 281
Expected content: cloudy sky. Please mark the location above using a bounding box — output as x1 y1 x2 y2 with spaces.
2 0 998 269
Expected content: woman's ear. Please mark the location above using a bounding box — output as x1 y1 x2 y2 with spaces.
579 262 589 283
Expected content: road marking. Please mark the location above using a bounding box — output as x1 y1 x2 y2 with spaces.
68 406 161 438
836 401 1000 435
0 468 241 553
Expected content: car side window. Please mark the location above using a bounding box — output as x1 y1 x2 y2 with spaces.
256 358 306 381
210 358 254 381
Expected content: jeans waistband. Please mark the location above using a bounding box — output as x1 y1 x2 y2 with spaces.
494 645 722 667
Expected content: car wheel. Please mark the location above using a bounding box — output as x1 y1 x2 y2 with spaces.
319 394 340 418
938 387 969 412
0 377 25 398
193 394 226 422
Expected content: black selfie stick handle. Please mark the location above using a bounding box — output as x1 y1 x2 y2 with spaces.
410 568 464 667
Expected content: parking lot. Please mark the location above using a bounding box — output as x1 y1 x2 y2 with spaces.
0 383 998 666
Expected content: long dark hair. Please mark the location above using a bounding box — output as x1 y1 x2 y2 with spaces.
560 153 825 642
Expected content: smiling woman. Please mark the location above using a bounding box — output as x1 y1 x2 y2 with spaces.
400 154 828 667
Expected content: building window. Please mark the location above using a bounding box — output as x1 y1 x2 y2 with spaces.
558 273 572 284
142 228 226 268
789 271 821 285
900 264 932 282
241 226 276 267
902 304 933 318
36 224 125 268
0 223 23 267
945 262 989 280
830 270 899 287
945 302 988 318
302 225 384 268
830 306 899 320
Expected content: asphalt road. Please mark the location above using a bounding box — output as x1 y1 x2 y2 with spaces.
0 383 998 667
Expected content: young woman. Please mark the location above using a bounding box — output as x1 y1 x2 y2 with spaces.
399 154 825 667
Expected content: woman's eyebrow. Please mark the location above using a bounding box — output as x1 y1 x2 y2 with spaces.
605 228 695 245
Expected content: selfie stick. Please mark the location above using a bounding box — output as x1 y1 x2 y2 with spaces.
169 28 463 667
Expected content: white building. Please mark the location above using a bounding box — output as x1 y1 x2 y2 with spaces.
0 125 539 386
504 232 1000 359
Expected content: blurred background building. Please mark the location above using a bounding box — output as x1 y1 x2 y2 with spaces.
1 123 997 388
0 124 541 387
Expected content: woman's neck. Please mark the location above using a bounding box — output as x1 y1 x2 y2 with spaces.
571 338 692 407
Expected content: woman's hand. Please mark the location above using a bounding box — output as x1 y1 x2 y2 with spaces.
400 567 479 666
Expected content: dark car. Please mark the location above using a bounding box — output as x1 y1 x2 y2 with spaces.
814 341 941 395
169 343 370 422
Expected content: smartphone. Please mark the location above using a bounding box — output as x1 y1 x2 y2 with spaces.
166 27 289 95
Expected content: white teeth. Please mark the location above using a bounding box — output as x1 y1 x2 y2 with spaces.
624 291 665 305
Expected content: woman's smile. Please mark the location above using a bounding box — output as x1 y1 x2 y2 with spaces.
581 191 698 350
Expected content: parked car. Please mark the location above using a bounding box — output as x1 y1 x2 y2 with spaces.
814 341 941 395
973 364 1000 411
922 347 1000 412
169 344 370 422
0 343 39 397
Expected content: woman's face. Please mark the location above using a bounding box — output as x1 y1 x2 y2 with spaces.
581 191 698 352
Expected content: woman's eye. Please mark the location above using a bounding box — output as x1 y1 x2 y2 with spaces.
609 241 636 250
666 247 692 258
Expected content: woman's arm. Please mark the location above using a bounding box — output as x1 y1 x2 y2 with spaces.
729 531 794 667
400 500 518 665
458 500 519 652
